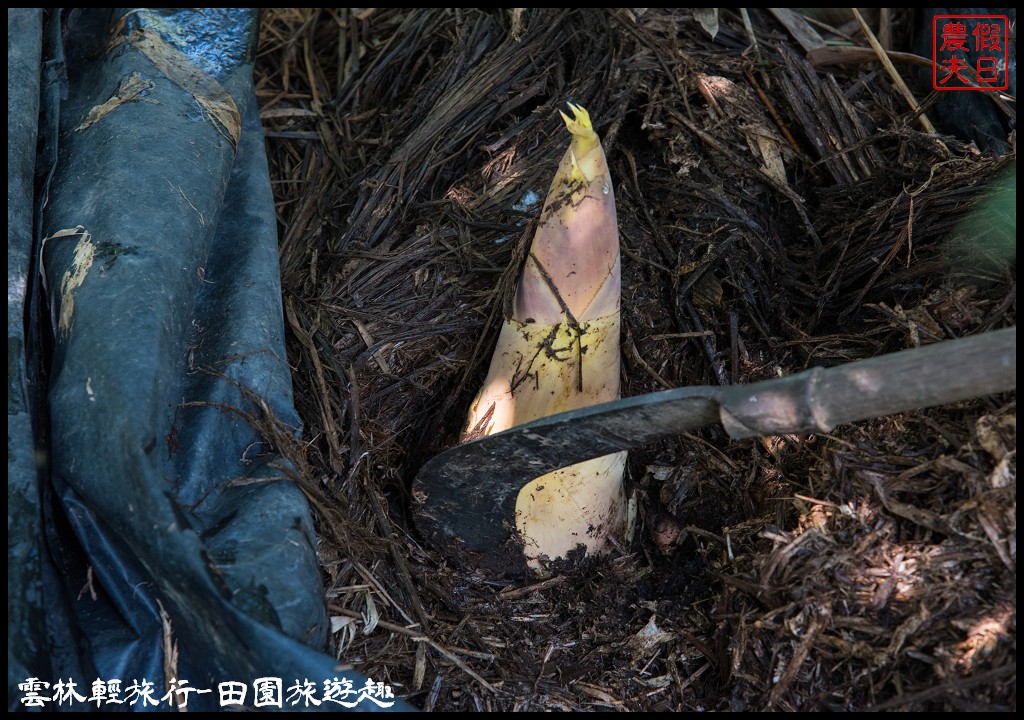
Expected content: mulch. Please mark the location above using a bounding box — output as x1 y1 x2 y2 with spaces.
254 8 1015 711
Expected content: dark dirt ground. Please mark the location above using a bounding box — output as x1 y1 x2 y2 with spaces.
253 8 1015 711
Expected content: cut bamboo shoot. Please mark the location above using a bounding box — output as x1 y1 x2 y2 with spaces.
463 104 625 568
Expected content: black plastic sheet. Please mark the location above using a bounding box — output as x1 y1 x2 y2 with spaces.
8 8 411 712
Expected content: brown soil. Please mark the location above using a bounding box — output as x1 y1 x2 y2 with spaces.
254 8 1015 711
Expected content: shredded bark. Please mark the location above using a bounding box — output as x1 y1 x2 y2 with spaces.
255 8 1015 711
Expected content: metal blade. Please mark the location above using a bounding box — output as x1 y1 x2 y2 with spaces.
413 387 723 554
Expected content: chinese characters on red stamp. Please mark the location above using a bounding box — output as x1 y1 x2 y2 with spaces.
932 14 1010 91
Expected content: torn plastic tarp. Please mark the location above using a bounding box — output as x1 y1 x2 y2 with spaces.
8 8 412 712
